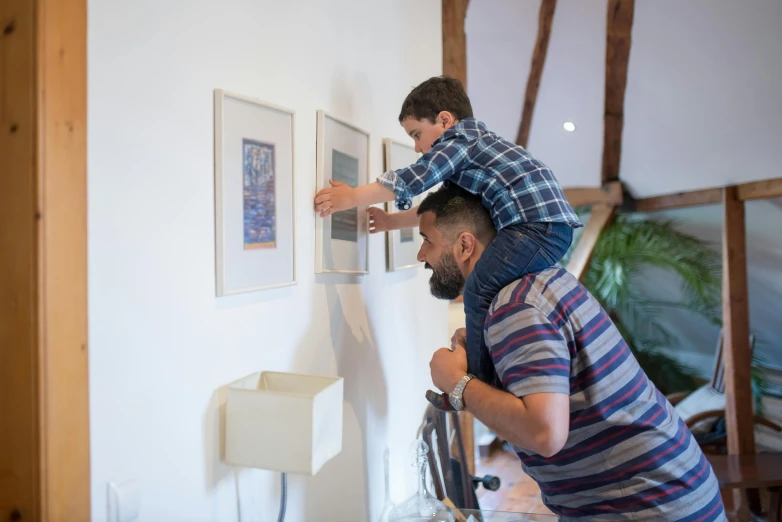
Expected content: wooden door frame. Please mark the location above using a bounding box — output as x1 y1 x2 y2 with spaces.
1 0 90 520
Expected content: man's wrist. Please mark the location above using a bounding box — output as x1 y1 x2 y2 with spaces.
448 372 465 394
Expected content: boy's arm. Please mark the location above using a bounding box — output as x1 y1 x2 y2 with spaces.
377 137 469 209
314 136 468 216
314 180 395 217
367 205 420 233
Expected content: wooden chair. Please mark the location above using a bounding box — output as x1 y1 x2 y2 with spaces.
419 405 501 510
667 331 782 447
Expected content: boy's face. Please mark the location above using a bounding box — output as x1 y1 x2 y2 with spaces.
402 112 457 154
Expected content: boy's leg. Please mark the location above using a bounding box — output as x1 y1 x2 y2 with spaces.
462 223 573 388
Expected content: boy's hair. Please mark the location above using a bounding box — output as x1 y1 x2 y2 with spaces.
417 185 495 245
398 76 474 124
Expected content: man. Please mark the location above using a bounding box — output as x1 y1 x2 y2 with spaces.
418 185 726 521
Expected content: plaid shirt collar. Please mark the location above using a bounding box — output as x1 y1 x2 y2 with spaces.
433 117 485 146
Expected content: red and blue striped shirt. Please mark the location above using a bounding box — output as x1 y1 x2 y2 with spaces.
486 268 726 521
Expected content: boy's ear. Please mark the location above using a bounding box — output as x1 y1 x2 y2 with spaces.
437 111 457 129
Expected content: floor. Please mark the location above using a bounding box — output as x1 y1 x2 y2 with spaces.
474 449 553 515
473 395 782 517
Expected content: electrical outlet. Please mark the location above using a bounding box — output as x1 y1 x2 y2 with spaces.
107 478 140 522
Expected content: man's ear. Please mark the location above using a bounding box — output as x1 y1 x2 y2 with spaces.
455 232 476 262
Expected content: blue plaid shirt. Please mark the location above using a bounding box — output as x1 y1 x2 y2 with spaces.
377 118 582 230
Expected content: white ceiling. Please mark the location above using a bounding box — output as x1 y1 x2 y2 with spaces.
466 0 782 197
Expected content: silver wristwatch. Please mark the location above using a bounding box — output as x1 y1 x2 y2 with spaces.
449 374 475 411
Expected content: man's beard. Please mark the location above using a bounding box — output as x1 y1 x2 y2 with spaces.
426 251 465 300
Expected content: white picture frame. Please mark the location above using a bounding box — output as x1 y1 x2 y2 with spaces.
315 110 370 275
383 138 426 271
214 89 296 296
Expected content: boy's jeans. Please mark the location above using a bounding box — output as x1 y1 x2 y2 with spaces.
462 222 574 388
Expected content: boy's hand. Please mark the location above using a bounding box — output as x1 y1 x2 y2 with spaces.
366 207 393 233
314 180 357 217
450 327 466 352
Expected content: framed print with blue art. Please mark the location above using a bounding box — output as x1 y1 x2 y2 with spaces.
382 138 427 271
314 110 370 275
214 90 296 296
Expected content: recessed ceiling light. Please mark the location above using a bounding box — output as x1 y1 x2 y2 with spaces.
563 122 576 132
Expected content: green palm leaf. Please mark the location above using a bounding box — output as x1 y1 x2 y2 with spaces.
566 213 763 400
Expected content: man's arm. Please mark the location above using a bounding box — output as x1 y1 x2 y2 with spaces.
462 379 569 458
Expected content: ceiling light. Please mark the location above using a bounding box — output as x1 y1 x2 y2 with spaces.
563 122 576 132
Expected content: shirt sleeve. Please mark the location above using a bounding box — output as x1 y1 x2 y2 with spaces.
377 134 470 210
485 303 571 397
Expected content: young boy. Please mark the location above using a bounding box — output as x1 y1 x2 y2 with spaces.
314 76 581 387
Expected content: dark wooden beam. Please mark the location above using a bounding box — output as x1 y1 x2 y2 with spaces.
442 0 469 88
515 0 556 148
737 178 782 201
602 0 634 184
634 188 723 212
566 204 616 281
443 2 476 471
631 177 782 213
721 186 755 457
564 181 623 208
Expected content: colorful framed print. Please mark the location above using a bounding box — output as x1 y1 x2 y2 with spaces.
214 89 296 295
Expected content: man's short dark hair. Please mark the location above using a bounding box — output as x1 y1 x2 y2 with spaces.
398 76 474 124
417 185 495 244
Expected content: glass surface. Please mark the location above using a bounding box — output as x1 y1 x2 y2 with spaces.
388 440 454 522
453 509 558 521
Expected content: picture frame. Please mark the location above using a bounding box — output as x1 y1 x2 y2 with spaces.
314 110 370 275
214 89 296 296
383 138 425 271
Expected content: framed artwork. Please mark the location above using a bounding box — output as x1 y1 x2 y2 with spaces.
214 89 296 296
315 110 370 275
383 139 425 271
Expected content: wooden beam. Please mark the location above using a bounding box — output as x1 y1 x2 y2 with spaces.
634 188 723 212
515 0 556 148
721 186 755 457
566 204 616 281
602 0 634 184
737 178 782 201
36 0 91 519
631 177 782 213
1 1 41 519
564 181 623 208
442 0 469 87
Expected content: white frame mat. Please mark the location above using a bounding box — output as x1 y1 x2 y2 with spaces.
314 110 370 275
214 89 297 296
383 139 425 271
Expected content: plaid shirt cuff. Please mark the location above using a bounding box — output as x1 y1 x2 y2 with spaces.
377 170 413 210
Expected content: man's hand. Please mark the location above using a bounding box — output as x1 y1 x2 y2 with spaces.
367 206 393 233
450 327 466 352
314 180 357 217
430 345 468 394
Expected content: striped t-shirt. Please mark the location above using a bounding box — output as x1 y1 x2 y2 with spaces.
486 268 726 521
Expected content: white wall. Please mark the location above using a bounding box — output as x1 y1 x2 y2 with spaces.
88 1 446 521
466 0 607 189
467 0 782 196
622 0 782 198
635 200 782 377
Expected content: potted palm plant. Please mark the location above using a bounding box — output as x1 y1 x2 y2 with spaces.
562 211 767 408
